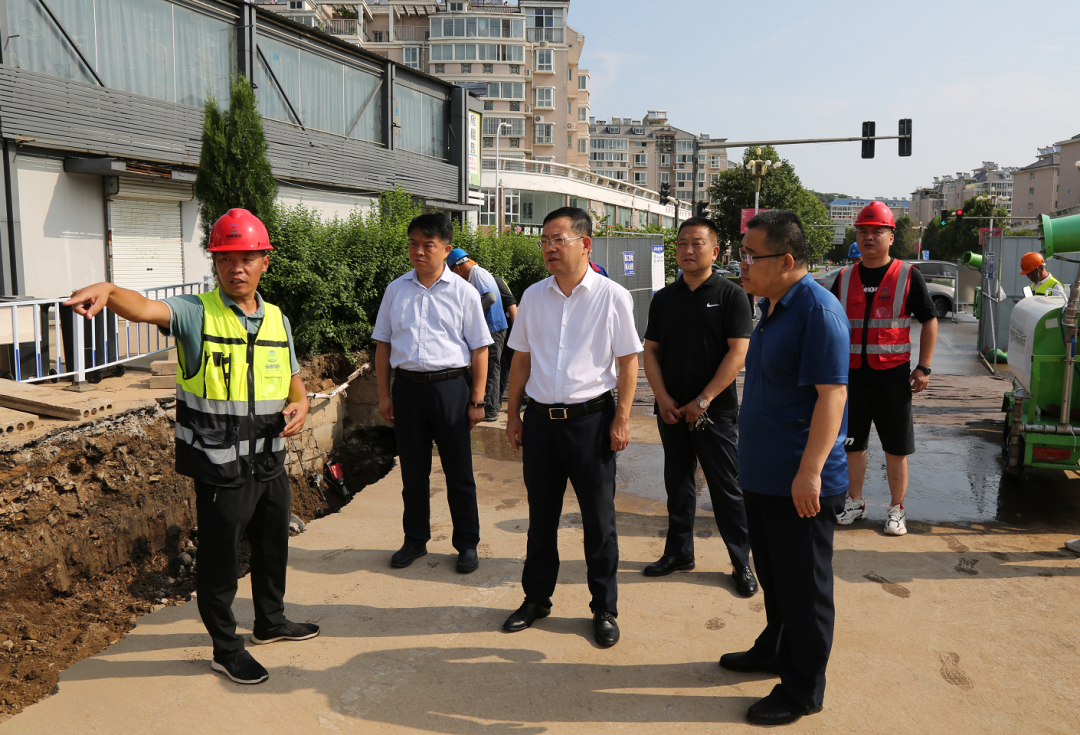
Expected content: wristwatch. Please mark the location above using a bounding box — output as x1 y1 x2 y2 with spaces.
695 395 710 410
916 365 932 375
469 400 485 408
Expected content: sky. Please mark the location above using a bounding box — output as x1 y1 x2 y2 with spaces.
567 0 1080 200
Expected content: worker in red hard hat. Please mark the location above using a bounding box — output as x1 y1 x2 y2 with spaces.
1019 252 1064 297
828 201 939 537
64 208 317 686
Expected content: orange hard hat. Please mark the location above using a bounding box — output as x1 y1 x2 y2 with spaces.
855 201 895 229
1019 251 1045 275
208 208 273 252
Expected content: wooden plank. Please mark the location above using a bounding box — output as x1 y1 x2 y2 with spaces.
0 408 37 435
0 381 114 421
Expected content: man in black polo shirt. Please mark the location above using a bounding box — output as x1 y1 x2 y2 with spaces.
642 217 757 597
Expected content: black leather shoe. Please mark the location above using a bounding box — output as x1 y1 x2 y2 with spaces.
746 694 822 726
719 650 777 674
503 600 551 632
457 547 479 573
643 554 695 577
390 543 428 569
733 566 758 597
592 611 620 648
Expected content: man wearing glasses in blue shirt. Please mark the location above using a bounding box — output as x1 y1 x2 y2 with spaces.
719 210 849 727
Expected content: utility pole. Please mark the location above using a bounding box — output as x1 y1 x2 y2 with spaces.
690 136 699 217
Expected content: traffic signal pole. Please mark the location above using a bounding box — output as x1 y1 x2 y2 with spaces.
696 132 911 151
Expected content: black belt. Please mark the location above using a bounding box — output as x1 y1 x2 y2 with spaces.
530 392 612 420
395 367 466 384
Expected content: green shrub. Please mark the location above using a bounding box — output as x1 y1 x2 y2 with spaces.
451 222 547 301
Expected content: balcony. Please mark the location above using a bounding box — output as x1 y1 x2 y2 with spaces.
324 18 371 42
526 27 564 43
394 26 430 42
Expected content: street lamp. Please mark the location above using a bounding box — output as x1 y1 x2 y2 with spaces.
976 192 1011 249
745 147 775 214
494 121 511 230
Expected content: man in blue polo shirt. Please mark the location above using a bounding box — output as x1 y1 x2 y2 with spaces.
719 210 849 727
449 248 508 421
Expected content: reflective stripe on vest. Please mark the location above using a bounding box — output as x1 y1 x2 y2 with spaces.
174 288 291 485
840 259 913 369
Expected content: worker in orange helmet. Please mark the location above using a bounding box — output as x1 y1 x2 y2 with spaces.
828 201 939 537
64 208 317 686
1019 252 1064 298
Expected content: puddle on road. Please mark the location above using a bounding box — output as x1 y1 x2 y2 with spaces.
462 421 1080 530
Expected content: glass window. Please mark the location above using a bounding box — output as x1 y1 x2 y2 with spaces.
478 18 488 37
534 123 553 144
394 84 422 153
578 75 587 89
443 18 453 36
579 106 588 121
423 92 447 159
536 49 552 72
97 0 174 101
344 65 381 143
404 47 420 68
479 187 497 226
257 37 300 124
535 87 553 108
578 138 587 153
512 19 524 38
2 0 97 84
430 18 441 38
454 44 465 60
466 18 477 37
454 18 465 37
299 50 344 135
174 7 235 107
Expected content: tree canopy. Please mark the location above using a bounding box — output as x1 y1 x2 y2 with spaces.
707 146 832 263
919 196 1009 262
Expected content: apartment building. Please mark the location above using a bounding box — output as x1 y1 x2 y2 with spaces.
587 110 729 206
1054 133 1080 216
909 186 943 228
827 198 909 227
1012 146 1061 219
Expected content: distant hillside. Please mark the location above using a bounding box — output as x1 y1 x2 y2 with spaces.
809 191 852 206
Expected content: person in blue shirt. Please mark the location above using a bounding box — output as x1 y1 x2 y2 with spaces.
719 210 850 727
448 248 508 421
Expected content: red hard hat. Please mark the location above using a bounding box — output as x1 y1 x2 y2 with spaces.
1019 252 1045 275
208 208 273 252
855 201 896 229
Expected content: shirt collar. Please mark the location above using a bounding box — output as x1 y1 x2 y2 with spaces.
409 264 454 289
220 290 264 318
547 263 597 296
762 273 814 313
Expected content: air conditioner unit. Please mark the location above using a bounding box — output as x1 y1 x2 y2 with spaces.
533 115 543 123
565 123 575 129
539 41 548 47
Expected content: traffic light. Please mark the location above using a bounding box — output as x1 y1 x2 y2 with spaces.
898 118 912 157
861 121 876 159
955 208 964 224
940 209 950 226
659 182 670 206
694 201 709 218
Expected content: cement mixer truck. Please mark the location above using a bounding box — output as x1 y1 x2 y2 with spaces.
1002 213 1080 477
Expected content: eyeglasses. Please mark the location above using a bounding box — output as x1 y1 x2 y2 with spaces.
537 236 584 249
741 252 785 265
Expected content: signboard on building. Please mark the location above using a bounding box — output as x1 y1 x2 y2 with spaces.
652 243 665 293
922 250 929 260
978 227 1003 246
740 208 771 233
467 111 482 188
622 251 635 276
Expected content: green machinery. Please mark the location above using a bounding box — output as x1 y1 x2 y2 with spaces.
1002 213 1080 476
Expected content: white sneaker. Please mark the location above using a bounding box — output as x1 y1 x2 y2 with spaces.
884 504 907 536
837 496 868 525
1066 539 1080 554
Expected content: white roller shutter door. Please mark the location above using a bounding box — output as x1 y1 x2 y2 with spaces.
109 199 184 293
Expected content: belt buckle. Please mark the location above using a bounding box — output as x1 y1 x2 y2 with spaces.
548 407 569 420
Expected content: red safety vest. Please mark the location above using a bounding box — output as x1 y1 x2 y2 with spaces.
839 259 912 369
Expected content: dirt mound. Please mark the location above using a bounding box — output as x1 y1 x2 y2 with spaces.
298 351 370 395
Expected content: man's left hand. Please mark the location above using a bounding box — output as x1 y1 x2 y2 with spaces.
791 469 821 518
468 405 485 429
910 368 930 393
610 416 631 452
680 400 706 425
280 400 309 437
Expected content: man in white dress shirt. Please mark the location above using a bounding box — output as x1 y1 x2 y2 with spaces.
373 214 493 574
501 207 642 647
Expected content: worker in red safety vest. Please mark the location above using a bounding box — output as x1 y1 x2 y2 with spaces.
828 201 938 536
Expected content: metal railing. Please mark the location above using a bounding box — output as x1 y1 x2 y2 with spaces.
526 28 564 43
324 18 361 37
1 279 210 385
480 156 662 202
394 26 429 42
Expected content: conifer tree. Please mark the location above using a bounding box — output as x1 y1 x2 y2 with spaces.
194 75 278 250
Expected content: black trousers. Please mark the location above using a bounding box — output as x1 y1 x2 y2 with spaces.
392 374 480 551
521 397 619 615
500 346 514 398
195 472 291 657
744 490 845 710
657 414 750 567
485 328 508 419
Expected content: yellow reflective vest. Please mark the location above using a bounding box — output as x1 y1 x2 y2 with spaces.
1034 275 1063 297
174 289 291 485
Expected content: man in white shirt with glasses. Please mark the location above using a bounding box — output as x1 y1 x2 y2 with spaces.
501 206 642 648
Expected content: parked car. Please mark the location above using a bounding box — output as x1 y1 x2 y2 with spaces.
812 260 957 319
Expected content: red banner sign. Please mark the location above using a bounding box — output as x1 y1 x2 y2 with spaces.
978 227 1003 246
740 208 771 233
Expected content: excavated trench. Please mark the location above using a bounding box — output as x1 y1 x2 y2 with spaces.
0 357 394 719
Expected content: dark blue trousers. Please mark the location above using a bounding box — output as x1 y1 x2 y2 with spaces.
657 414 750 567
521 398 619 615
392 375 480 551
744 490 845 710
